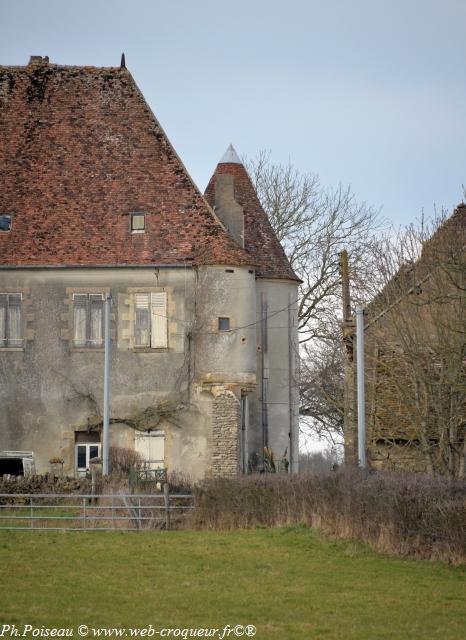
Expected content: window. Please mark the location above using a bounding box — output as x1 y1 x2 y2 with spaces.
0 452 34 476
73 293 104 347
0 293 22 347
75 431 100 473
134 292 167 348
130 212 145 233
218 317 230 331
75 443 101 472
134 431 165 470
0 214 12 232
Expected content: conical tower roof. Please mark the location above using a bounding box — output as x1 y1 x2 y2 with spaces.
219 144 242 164
205 147 300 281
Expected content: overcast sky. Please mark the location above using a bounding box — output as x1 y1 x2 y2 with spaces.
1 0 465 225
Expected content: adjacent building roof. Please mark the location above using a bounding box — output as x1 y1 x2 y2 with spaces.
0 57 253 268
205 151 300 281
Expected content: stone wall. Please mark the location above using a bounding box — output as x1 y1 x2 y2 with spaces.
211 389 240 477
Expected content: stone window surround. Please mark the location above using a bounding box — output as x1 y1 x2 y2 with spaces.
62 287 115 352
0 286 34 351
121 287 175 352
210 314 236 334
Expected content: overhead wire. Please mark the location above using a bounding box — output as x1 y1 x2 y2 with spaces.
113 292 300 335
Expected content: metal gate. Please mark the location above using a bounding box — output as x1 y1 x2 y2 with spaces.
0 491 193 531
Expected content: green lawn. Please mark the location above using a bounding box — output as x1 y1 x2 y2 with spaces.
0 528 465 639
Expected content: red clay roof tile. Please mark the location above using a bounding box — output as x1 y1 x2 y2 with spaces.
0 61 253 268
205 161 300 281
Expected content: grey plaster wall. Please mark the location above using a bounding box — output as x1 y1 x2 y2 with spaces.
0 266 257 478
193 266 257 386
248 278 299 472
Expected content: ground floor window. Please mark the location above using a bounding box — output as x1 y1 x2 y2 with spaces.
134 430 165 470
76 444 101 472
75 432 101 472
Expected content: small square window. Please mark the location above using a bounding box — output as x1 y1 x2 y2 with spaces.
131 213 145 233
0 214 12 232
218 317 230 331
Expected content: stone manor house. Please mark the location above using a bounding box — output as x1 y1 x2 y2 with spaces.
0 56 300 478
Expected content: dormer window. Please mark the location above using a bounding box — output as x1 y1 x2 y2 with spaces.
130 212 145 234
0 214 12 232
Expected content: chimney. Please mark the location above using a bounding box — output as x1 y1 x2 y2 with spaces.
28 56 50 66
213 145 245 248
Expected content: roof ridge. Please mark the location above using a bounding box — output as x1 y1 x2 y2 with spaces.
0 63 125 71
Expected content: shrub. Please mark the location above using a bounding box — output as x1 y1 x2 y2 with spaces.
189 469 466 564
109 446 142 475
167 471 193 493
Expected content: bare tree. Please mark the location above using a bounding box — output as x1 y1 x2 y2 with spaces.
245 151 382 445
366 209 466 477
245 150 383 343
299 331 345 443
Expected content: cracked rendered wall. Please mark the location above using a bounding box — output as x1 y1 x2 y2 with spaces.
0 265 257 479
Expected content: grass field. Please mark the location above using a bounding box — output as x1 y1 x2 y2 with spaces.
0 528 465 640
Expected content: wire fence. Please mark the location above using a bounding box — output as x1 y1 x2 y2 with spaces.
0 490 194 531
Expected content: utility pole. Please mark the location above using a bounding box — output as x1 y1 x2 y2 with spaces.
340 250 357 465
287 292 294 473
102 293 112 476
340 249 352 322
260 292 269 467
355 305 366 468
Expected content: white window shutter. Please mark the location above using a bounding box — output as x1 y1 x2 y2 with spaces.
135 294 150 347
0 303 6 344
135 293 149 309
73 294 87 346
150 292 167 348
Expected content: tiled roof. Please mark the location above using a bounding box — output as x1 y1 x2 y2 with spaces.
365 203 466 318
205 158 300 281
0 59 253 268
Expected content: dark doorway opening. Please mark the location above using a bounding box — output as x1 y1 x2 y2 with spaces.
0 457 24 476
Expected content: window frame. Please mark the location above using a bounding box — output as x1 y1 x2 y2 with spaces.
133 291 168 350
130 212 146 234
218 316 231 332
0 292 23 348
75 443 101 472
0 213 12 232
72 293 105 349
